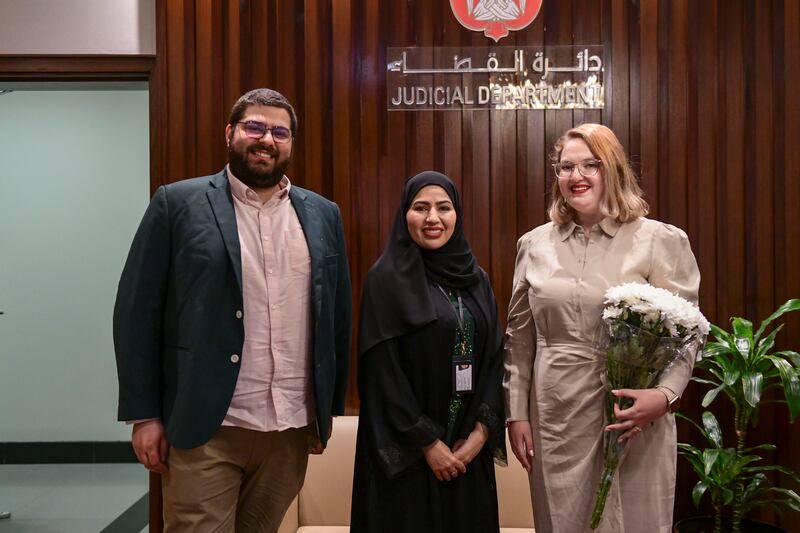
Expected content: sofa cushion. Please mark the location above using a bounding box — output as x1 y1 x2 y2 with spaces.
496 433 535 529
298 416 358 526
279 416 536 532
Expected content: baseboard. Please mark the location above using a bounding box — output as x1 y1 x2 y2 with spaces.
0 441 136 464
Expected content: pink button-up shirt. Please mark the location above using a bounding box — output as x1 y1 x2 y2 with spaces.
222 168 314 432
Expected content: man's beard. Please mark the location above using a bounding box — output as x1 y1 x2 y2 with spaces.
228 142 291 190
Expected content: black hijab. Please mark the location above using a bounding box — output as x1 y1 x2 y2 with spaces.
359 171 482 355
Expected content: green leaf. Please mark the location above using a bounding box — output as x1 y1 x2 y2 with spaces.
732 317 753 339
775 350 800 369
733 316 753 331
710 323 733 345
702 383 726 408
743 464 800 482
706 364 725 383
743 443 776 453
742 473 767 505
767 488 800 511
691 376 720 387
754 299 800 340
723 368 741 387
677 442 701 456
722 487 735 506
676 413 706 437
743 372 764 407
756 325 783 358
703 448 721 476
765 355 800 422
692 480 708 508
737 454 766 470
703 341 733 360
701 411 723 447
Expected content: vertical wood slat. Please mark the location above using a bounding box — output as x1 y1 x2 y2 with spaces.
692 0 719 339
302 0 328 195
150 0 168 191
638 0 658 219
194 0 223 176
165 0 189 181
248 0 269 91
750 3 779 524
751 0 776 323
222 0 242 124
666 0 689 230
381 0 410 251
780 4 800 530
515 13 547 240
610 0 629 148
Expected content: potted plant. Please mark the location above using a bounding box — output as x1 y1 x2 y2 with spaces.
675 299 800 533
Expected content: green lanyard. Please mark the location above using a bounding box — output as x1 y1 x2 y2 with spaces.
437 284 469 360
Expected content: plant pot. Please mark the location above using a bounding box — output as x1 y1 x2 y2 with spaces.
674 517 787 533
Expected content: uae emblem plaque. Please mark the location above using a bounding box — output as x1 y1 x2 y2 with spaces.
449 0 543 42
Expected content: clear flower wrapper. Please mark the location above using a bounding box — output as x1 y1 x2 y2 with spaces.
590 283 709 529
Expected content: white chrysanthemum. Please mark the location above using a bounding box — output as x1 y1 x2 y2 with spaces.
602 306 624 320
602 282 710 338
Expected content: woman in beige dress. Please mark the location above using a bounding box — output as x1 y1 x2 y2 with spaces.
504 123 700 533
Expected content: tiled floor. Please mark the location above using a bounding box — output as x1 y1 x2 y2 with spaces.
0 464 148 533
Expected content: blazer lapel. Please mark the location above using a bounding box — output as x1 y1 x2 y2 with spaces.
207 170 243 293
290 187 324 319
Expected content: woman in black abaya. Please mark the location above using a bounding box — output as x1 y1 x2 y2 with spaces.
350 171 506 533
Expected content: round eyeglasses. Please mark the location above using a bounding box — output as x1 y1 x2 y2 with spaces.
553 159 602 178
238 120 293 144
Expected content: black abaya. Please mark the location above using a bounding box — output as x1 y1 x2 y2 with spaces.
350 275 505 533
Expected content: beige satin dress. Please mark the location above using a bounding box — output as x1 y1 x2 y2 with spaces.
503 217 700 533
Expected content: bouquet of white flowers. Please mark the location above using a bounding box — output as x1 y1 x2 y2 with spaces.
589 282 710 529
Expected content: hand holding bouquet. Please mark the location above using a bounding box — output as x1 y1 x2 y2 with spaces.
589 282 709 529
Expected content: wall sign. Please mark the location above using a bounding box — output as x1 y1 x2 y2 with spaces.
450 0 543 42
387 46 605 111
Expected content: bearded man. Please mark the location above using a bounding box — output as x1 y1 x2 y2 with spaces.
113 88 352 532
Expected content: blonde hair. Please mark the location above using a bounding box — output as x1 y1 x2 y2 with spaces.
547 123 649 225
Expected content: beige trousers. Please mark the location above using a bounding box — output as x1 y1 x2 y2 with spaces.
162 424 313 533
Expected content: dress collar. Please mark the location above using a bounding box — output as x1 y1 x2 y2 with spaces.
557 216 621 241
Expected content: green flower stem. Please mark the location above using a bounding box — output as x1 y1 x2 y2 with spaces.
590 465 616 529
590 319 685 530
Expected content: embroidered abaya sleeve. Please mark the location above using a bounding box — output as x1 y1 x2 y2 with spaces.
358 338 445 479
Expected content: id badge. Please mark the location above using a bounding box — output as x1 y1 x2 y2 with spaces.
453 359 475 394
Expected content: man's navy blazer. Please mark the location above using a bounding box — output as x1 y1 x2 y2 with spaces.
113 169 352 449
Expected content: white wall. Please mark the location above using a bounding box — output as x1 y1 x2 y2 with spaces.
0 88 150 441
0 0 155 55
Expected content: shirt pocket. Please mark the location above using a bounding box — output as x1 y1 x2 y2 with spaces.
286 222 311 276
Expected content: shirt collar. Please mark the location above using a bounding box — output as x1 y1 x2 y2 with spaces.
598 217 622 237
226 165 291 207
557 220 578 241
557 216 621 241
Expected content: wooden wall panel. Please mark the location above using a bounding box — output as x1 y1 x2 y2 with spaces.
150 0 800 529
782 0 800 508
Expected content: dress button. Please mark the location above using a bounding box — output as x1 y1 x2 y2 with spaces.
235 310 243 319
230 354 240 363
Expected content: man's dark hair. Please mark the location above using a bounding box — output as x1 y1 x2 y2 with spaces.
228 88 298 137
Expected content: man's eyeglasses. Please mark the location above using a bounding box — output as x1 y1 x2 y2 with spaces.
238 121 293 144
553 159 602 178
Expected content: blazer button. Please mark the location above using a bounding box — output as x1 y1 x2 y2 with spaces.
230 354 240 364
235 310 243 319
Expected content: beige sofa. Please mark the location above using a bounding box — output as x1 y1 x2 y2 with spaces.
278 416 535 533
